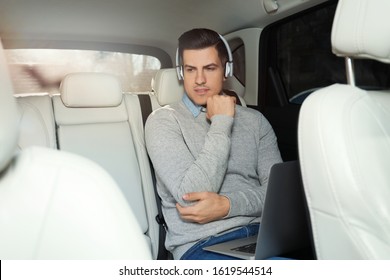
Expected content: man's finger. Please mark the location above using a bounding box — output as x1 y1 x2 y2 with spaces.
176 203 195 219
182 192 205 202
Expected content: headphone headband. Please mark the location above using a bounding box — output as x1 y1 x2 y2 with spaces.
175 33 234 80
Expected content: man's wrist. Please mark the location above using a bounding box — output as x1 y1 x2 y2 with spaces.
220 194 231 219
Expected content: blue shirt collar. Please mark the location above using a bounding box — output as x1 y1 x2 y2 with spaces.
182 93 204 117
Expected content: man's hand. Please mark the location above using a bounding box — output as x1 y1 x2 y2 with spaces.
176 192 230 224
206 94 236 120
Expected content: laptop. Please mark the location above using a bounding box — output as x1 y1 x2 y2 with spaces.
203 160 314 260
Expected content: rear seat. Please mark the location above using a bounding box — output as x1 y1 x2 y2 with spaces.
14 68 246 260
50 72 159 259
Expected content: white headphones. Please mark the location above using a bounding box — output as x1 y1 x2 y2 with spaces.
175 34 234 80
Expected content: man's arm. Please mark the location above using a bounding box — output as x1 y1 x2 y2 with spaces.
224 114 282 218
176 192 230 224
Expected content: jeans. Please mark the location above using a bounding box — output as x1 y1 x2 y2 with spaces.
180 224 259 260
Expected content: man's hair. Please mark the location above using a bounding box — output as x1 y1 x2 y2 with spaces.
178 28 229 67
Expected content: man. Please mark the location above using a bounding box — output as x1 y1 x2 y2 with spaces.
145 28 282 259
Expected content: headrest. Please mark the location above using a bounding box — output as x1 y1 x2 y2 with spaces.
60 73 123 108
151 68 184 106
0 39 19 171
332 0 390 63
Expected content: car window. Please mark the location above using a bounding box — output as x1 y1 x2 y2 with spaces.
265 1 390 105
5 49 161 95
232 42 245 86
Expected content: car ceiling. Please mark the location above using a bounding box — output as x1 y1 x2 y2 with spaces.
0 0 328 60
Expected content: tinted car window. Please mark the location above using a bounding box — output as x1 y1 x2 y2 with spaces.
232 42 245 86
273 2 390 105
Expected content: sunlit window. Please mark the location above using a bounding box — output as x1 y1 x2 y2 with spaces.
5 49 161 95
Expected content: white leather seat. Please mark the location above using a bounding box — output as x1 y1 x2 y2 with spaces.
0 40 152 259
298 0 390 259
151 68 185 106
53 72 159 258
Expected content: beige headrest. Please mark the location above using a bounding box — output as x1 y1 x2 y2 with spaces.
151 68 184 106
60 73 123 108
0 39 19 171
332 0 390 63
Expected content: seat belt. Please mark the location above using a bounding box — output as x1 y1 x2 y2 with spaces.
137 94 170 260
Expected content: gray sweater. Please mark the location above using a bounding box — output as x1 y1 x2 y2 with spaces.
145 95 282 259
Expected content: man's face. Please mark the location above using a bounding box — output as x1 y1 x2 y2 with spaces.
182 46 225 106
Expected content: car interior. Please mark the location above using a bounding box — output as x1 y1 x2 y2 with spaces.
0 0 389 260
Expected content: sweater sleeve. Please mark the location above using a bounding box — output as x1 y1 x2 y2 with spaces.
145 107 233 206
224 114 282 218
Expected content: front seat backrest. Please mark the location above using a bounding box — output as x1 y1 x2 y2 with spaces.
298 0 390 259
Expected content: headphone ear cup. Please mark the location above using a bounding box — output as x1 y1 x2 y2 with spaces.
175 47 184 80
225 63 230 78
225 62 233 78
176 66 184 80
